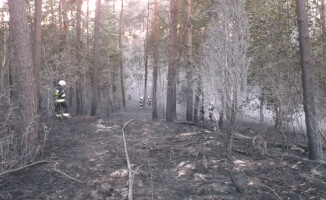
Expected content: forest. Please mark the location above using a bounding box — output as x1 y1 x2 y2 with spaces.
0 0 325 199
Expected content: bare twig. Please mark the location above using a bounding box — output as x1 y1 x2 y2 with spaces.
148 161 154 200
121 119 134 200
52 164 83 184
0 160 52 177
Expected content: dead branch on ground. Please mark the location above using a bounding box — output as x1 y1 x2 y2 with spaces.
0 160 52 177
121 119 134 200
52 162 83 183
148 161 154 200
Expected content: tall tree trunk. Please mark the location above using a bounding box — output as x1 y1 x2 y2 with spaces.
76 0 84 114
173 0 180 119
321 0 325 35
91 0 101 115
186 0 193 122
50 0 56 24
166 0 179 122
113 0 116 13
152 0 159 120
26 0 33 33
86 0 90 53
144 0 150 108
193 77 202 126
8 0 39 158
0 33 4 93
259 91 264 124
119 0 126 109
274 100 281 130
226 93 243 193
295 0 323 160
9 23 17 101
59 0 68 53
1 23 8 94
33 0 42 110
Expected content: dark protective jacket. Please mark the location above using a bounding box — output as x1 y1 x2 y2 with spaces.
208 105 214 112
55 85 66 102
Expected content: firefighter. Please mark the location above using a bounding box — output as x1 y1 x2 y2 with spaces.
199 105 205 123
139 96 144 109
55 80 69 119
208 101 215 122
147 96 152 108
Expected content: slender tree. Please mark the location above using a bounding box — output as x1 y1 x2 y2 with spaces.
9 21 16 101
8 0 39 158
186 0 194 122
87 0 90 53
91 0 101 115
152 0 159 120
59 0 68 53
166 0 179 122
144 0 150 107
119 0 126 109
321 0 325 35
33 0 42 110
193 78 202 125
76 0 84 114
295 0 323 160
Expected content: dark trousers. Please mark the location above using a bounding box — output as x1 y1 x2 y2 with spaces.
55 101 68 113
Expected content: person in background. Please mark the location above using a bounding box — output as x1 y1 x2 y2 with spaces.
208 101 215 122
200 104 205 123
147 96 152 108
139 96 144 109
55 80 69 119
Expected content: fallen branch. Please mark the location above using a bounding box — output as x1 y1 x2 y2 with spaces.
0 160 52 177
148 161 154 200
122 119 134 200
52 166 83 184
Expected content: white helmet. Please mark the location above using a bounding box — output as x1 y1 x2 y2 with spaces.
59 80 66 86
210 101 214 105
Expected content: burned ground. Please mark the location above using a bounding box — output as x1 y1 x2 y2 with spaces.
0 110 325 200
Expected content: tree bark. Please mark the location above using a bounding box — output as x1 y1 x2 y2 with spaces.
76 0 84 114
33 0 42 110
143 0 150 108
86 0 90 53
259 93 264 124
152 0 159 120
166 0 179 122
295 0 323 160
193 77 202 126
9 0 39 158
186 0 194 122
59 0 68 53
9 22 17 102
0 22 7 93
91 0 101 116
321 0 325 35
119 0 126 109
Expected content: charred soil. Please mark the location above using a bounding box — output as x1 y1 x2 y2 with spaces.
0 110 325 200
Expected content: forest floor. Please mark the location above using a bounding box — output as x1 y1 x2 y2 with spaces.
0 107 326 200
